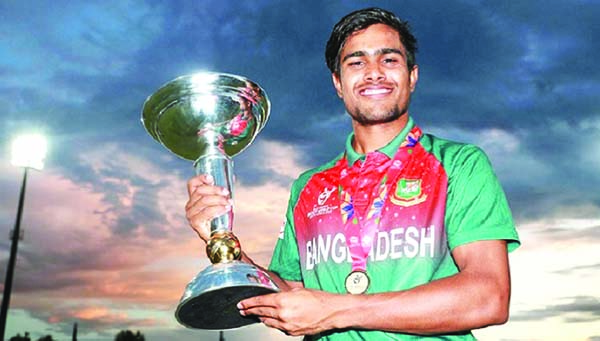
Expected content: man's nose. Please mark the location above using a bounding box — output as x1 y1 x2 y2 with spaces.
364 63 385 82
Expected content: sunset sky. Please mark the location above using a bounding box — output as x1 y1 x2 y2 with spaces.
1 1 599 340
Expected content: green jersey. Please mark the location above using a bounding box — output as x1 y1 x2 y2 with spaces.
269 118 520 340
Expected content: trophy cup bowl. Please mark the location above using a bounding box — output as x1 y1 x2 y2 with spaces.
141 72 279 329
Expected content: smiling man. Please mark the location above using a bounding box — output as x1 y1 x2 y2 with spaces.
185 7 520 340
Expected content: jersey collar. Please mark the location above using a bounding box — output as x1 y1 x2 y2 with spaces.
345 116 415 167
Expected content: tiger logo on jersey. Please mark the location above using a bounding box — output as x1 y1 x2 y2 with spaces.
390 178 427 207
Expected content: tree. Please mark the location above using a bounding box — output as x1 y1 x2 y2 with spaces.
10 332 31 341
37 336 56 341
115 330 145 341
9 332 56 341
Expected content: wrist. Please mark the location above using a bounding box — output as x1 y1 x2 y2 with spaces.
194 220 211 243
328 293 359 330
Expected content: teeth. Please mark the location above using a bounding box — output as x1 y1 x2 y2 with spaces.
362 88 390 95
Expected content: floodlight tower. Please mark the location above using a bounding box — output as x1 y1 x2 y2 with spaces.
0 133 48 340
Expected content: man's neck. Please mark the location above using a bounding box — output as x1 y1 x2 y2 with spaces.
351 115 409 154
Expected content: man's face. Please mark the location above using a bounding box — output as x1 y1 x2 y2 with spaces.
332 24 418 126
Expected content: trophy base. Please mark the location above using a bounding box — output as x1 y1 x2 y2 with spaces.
175 261 279 330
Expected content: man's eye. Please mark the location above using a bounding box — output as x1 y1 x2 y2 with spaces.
348 61 364 67
383 58 399 64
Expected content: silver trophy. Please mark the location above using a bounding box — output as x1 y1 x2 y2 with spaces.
141 72 279 330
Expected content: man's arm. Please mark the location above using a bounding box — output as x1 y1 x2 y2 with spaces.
238 239 511 336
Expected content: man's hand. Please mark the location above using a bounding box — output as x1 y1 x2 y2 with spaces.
237 288 341 337
185 174 232 242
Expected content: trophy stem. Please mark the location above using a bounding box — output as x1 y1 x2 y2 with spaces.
194 154 234 234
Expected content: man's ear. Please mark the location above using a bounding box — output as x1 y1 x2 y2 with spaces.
332 73 343 98
409 65 419 93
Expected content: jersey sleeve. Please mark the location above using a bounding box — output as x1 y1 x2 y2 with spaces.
445 145 520 252
268 182 303 282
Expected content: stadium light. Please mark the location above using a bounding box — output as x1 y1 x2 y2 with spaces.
0 133 48 339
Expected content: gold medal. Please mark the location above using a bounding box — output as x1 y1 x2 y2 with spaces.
345 271 370 294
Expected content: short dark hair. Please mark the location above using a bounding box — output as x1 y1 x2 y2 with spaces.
325 7 418 75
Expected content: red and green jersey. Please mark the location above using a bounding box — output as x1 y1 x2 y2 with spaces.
269 117 520 340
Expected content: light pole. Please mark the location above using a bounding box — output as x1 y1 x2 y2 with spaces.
0 133 47 340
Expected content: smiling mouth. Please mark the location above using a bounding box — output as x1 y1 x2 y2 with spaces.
360 87 392 96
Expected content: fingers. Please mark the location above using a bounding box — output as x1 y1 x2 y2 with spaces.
186 185 231 216
238 293 278 315
240 306 277 319
238 295 303 337
185 174 233 241
258 317 282 330
187 174 214 196
238 293 275 310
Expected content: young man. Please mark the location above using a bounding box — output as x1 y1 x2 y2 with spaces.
185 7 520 340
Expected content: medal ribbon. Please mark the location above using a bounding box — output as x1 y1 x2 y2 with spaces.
339 126 422 273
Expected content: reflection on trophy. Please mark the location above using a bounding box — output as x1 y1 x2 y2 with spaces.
141 72 279 330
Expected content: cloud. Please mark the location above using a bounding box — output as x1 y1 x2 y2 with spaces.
535 223 600 243
511 296 600 323
234 137 319 186
554 263 600 276
2 166 191 285
413 1 600 130
52 306 161 332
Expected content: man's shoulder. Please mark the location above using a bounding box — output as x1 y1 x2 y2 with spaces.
285 152 345 211
419 133 489 168
420 133 470 152
292 152 344 190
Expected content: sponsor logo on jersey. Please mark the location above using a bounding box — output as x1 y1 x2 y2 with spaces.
390 178 427 207
307 187 338 219
318 187 336 205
